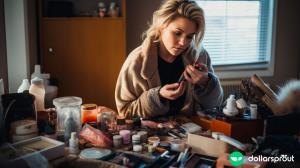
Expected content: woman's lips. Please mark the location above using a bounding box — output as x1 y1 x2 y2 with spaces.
174 47 183 51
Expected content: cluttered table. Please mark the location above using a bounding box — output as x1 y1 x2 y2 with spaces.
2 74 300 167
0 95 267 168
0 108 266 168
51 115 206 168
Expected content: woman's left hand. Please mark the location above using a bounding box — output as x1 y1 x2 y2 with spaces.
184 63 209 86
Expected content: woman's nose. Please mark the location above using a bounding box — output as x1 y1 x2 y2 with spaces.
178 37 187 46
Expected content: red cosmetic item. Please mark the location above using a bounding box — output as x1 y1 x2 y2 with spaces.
79 123 112 148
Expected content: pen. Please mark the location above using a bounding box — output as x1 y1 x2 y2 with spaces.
168 132 180 139
177 152 183 163
160 150 169 158
181 147 189 160
170 129 185 139
180 147 191 167
177 62 204 83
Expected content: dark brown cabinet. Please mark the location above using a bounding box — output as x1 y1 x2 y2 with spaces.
39 1 126 109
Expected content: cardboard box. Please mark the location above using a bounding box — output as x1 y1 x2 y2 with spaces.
0 136 64 167
187 133 234 158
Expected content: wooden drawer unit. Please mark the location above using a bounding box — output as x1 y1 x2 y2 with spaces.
192 117 264 143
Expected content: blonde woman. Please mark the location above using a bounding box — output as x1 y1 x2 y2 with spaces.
115 0 223 118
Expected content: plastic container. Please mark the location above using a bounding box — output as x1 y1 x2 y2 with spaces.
53 97 82 136
31 65 42 80
119 130 131 145
31 65 57 108
29 77 45 112
113 135 122 148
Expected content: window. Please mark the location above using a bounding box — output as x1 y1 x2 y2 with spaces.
196 0 277 78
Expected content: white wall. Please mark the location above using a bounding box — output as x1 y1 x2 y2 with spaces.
4 0 29 92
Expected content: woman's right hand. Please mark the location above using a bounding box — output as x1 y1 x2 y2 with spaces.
159 81 186 100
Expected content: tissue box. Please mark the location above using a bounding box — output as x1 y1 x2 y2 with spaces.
187 133 234 157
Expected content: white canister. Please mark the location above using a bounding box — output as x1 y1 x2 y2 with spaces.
113 135 123 148
132 134 141 145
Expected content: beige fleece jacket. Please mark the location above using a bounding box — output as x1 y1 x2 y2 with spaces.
115 40 223 118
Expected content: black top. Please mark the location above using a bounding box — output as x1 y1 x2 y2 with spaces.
158 55 186 116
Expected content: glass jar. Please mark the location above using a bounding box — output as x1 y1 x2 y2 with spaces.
81 104 98 124
116 116 127 131
53 97 82 137
98 111 116 132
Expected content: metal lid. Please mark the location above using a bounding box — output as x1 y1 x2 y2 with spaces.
132 134 141 141
81 104 97 110
113 135 122 140
53 96 82 107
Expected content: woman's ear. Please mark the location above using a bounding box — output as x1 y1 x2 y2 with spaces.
158 25 164 35
159 23 168 33
158 26 164 40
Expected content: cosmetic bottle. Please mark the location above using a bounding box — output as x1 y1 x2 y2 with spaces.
29 77 45 112
69 132 79 154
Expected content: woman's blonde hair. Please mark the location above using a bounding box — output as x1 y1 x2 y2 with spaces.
143 0 205 50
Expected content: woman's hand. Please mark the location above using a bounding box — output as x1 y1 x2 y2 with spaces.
159 82 186 100
184 63 209 86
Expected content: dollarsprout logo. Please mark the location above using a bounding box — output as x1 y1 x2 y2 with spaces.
229 151 244 166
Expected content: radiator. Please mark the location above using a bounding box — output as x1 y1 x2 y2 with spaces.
221 81 242 99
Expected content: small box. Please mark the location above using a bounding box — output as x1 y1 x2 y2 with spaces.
187 133 234 158
0 136 64 167
180 122 202 133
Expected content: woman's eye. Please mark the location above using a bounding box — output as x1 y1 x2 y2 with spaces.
187 35 194 40
174 31 182 37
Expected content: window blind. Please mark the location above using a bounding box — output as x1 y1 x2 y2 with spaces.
196 0 275 66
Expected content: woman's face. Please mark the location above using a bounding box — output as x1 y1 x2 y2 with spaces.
160 17 197 57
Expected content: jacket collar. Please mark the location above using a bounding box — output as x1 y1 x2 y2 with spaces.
140 40 197 80
140 40 159 80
